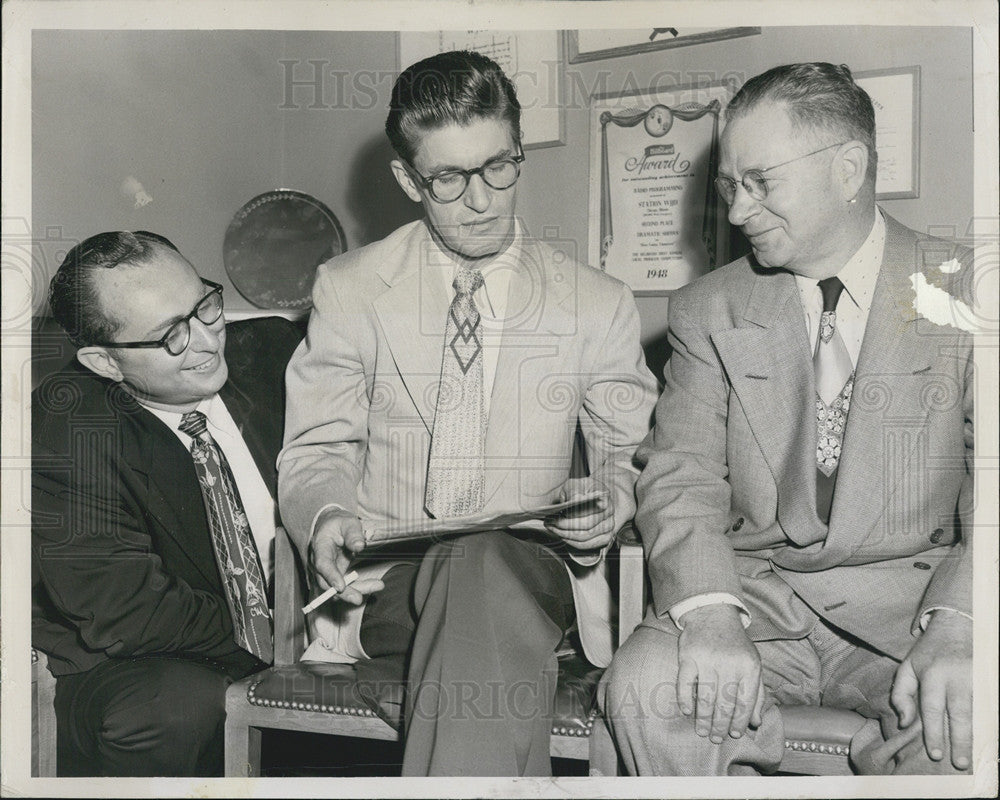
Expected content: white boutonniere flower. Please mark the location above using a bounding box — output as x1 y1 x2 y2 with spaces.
938 257 962 274
909 272 978 333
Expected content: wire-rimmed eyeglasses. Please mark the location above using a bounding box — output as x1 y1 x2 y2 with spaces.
90 279 224 356
714 141 848 204
406 150 525 203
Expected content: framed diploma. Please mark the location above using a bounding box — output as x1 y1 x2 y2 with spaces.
397 30 564 149
588 80 735 295
854 66 921 199
567 27 760 63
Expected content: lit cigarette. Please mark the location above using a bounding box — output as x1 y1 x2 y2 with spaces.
301 570 360 614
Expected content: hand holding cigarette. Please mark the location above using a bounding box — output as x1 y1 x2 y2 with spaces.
302 570 360 614
306 509 383 607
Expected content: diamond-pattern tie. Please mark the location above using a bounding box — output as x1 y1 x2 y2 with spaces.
424 267 487 518
179 410 273 663
814 276 854 523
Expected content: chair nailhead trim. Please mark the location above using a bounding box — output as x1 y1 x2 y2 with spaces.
784 740 849 756
550 725 592 737
549 708 598 737
246 679 377 717
248 674 601 727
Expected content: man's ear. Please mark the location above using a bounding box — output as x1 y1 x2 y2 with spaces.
837 140 870 202
76 346 124 382
390 159 424 204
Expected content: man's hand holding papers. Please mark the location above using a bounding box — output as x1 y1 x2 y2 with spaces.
304 487 607 613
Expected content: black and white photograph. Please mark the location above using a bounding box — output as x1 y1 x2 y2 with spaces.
2 1 997 797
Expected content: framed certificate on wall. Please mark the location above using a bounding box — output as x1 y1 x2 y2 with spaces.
588 80 735 295
855 66 921 199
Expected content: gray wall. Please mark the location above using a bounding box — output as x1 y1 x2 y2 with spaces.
33 27 973 360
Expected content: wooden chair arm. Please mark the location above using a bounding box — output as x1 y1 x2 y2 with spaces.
615 521 646 648
273 526 307 666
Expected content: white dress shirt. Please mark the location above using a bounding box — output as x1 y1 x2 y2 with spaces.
143 394 278 582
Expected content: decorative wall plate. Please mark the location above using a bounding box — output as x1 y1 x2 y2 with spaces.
224 189 347 310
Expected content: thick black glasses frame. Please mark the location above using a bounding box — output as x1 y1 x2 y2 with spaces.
90 279 224 356
406 151 526 203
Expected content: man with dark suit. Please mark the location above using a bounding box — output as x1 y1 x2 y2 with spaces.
32 230 300 776
601 63 975 775
278 50 658 776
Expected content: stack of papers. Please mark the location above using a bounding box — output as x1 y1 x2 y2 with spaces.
361 491 605 547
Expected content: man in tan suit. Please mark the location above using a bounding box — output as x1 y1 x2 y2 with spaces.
601 63 974 775
278 50 657 776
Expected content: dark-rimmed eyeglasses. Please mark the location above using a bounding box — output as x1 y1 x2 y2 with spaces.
91 279 224 356
406 150 525 203
714 141 848 204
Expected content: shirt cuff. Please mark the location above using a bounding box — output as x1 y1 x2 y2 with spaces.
670 593 751 630
566 547 604 567
919 606 974 631
309 503 349 541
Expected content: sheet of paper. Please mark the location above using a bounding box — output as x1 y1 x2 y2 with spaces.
360 491 605 547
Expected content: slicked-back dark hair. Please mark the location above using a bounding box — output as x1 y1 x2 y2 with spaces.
48 230 182 347
385 49 522 163
726 62 877 184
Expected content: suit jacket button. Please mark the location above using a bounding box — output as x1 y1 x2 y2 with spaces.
913 561 931 570
732 517 744 531
930 528 945 544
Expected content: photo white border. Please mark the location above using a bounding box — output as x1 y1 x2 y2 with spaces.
2 2 997 798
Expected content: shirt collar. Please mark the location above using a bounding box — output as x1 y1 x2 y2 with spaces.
795 209 885 314
140 393 222 437
431 218 524 316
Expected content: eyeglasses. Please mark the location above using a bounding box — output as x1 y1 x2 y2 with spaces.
406 150 525 203
91 279 224 356
714 141 848 204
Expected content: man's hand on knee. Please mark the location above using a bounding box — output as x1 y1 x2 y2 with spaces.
309 508 383 605
891 610 972 770
676 604 765 745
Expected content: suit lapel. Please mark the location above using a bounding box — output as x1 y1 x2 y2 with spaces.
119 398 221 588
220 378 277 494
372 227 450 433
822 217 934 559
712 267 828 547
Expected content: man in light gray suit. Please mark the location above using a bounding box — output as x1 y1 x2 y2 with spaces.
601 63 975 776
278 50 657 776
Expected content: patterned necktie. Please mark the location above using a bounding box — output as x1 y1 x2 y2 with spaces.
424 266 487 518
179 410 273 663
814 276 854 523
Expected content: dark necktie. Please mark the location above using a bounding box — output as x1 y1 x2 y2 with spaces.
424 266 487 518
814 276 854 523
179 410 273 663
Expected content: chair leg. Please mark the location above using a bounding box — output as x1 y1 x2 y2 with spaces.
33 652 58 777
225 719 262 777
588 714 620 776
32 679 40 777
224 678 263 777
